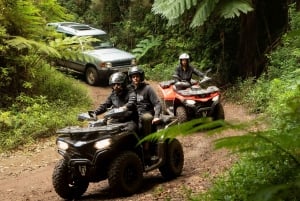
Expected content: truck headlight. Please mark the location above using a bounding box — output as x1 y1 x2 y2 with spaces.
100 62 112 68
57 140 69 151
94 139 112 150
106 62 112 68
131 59 137 65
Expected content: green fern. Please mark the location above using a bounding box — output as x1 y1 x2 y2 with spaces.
139 117 226 144
152 0 198 20
6 36 60 58
190 0 219 27
132 36 162 60
152 0 253 28
218 0 254 19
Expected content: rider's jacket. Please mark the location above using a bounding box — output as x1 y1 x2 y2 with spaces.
174 64 204 83
129 82 162 119
94 87 136 122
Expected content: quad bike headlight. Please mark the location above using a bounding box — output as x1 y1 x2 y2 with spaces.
57 140 69 151
94 138 112 150
185 99 196 106
212 95 220 102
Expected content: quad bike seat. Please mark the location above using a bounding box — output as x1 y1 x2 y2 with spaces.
159 80 175 89
176 86 220 96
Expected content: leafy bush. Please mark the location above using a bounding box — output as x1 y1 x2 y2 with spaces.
194 6 300 201
142 62 176 81
0 63 91 152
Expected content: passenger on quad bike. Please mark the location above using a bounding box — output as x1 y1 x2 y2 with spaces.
92 71 137 131
128 66 162 159
174 53 204 90
128 66 162 136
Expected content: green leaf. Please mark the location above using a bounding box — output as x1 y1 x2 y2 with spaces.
190 0 219 28
218 0 254 19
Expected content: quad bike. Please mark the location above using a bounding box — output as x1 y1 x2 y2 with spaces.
158 69 225 123
52 108 184 200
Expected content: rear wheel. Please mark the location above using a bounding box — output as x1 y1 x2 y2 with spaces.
212 103 225 120
108 151 143 196
176 106 188 123
52 159 89 200
85 66 99 85
159 139 184 180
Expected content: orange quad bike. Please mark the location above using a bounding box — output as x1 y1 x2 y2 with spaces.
158 70 225 123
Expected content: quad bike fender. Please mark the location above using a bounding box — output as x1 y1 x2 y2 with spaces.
173 98 188 114
208 94 221 115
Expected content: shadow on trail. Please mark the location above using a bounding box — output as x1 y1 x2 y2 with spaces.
79 175 167 201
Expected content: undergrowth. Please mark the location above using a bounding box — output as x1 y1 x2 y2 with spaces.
191 6 300 201
0 64 91 152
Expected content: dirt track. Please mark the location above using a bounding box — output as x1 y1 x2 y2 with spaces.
0 83 256 201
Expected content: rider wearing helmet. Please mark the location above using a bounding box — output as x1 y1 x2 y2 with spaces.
128 66 162 136
174 53 204 84
92 72 137 130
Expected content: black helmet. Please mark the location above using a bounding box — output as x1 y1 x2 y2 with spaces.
128 66 145 81
109 72 127 87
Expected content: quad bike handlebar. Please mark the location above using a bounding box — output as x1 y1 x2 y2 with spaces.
77 107 130 126
172 68 212 89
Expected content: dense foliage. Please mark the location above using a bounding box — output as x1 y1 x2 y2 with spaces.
193 6 300 201
0 0 91 151
0 0 299 199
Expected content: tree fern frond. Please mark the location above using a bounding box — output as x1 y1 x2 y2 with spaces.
9 0 45 37
214 134 259 150
6 36 60 57
218 0 254 19
152 0 198 20
36 0 74 22
190 0 220 28
139 117 226 144
132 36 162 60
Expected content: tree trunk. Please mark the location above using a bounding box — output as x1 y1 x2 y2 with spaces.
235 0 288 79
295 0 300 11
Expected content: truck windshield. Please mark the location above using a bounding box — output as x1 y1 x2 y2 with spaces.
91 34 113 49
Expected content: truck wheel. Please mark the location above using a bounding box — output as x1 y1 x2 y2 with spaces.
212 103 225 120
52 159 89 200
108 151 143 195
176 106 188 123
85 66 99 86
159 139 184 180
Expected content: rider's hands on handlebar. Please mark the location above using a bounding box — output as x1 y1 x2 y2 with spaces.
119 106 128 111
152 117 160 124
88 110 96 117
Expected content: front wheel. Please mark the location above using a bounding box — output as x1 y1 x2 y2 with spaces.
85 66 99 86
52 159 89 200
159 139 184 180
176 106 188 123
108 151 143 196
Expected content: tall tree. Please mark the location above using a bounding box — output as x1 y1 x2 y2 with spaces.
152 0 289 80
0 0 73 106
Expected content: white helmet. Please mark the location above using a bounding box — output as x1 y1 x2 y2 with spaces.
179 53 190 60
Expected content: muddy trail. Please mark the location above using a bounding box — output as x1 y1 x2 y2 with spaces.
0 83 256 201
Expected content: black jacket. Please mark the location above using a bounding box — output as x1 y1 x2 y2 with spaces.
94 87 136 122
129 82 162 118
174 64 204 82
